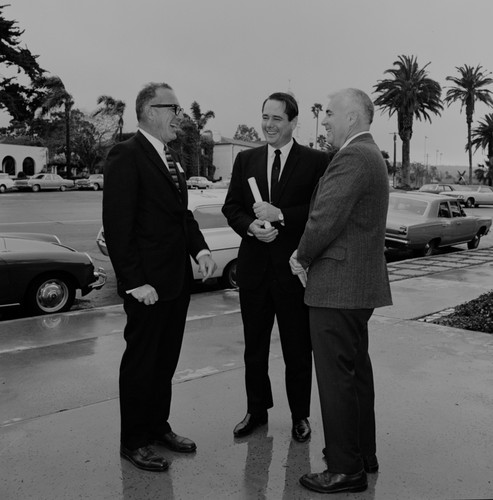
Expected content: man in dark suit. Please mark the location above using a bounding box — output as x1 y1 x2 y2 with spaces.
103 82 216 472
222 92 328 442
290 88 392 494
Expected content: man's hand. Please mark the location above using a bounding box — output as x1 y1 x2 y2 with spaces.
197 254 217 282
253 201 281 223
289 250 307 287
130 284 159 305
248 218 279 242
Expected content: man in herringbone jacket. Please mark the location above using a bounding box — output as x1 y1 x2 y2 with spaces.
291 88 392 495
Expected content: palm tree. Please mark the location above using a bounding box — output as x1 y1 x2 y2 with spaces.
36 75 74 170
94 95 126 141
373 55 443 186
444 64 493 183
311 103 323 149
189 101 215 176
470 113 493 184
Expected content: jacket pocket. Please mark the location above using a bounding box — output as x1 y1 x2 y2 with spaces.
320 245 346 261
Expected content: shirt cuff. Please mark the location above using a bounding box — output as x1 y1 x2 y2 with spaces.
196 249 211 260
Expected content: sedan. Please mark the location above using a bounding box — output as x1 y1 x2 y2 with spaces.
418 183 461 197
14 173 75 192
444 185 493 207
186 176 213 190
96 189 240 288
0 173 15 193
75 174 104 191
385 192 492 256
0 233 106 315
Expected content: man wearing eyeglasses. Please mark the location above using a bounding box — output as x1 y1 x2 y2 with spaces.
103 82 216 472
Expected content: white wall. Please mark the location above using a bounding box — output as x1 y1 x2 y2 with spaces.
213 143 260 180
0 144 48 176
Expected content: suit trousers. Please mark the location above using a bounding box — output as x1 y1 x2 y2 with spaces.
309 307 376 474
119 287 190 450
239 269 312 420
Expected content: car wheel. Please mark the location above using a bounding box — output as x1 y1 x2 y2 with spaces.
60 185 66 192
465 198 475 208
0 184 6 193
32 184 40 192
467 233 481 250
25 274 76 315
93 184 100 191
220 260 238 288
422 239 439 257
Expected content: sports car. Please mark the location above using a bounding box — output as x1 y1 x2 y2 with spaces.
0 233 106 315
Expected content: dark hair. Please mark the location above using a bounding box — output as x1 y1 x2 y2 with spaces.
135 82 173 121
262 92 299 121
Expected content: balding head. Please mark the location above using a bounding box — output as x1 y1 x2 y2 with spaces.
321 88 373 148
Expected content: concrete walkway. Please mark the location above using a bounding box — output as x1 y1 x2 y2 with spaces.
1 249 493 499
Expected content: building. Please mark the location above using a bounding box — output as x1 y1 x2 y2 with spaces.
0 143 48 177
212 137 264 180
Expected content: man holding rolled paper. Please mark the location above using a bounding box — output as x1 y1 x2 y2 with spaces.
222 92 328 441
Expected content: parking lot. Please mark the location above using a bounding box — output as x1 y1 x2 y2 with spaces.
1 189 493 321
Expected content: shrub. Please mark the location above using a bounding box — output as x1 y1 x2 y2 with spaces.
435 290 493 334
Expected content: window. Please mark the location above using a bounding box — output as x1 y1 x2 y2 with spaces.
438 203 451 218
449 201 462 217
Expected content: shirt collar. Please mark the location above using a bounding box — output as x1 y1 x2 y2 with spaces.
268 138 294 158
340 131 371 150
138 127 166 155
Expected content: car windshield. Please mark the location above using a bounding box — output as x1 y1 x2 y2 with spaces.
32 174 44 179
389 196 427 216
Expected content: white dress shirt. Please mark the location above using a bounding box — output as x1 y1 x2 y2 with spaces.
267 139 294 200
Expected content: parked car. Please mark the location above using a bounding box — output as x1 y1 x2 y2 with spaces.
0 232 106 315
0 173 15 193
96 190 240 288
418 183 460 196
186 176 213 190
443 185 493 207
75 174 104 191
14 173 75 192
385 192 492 256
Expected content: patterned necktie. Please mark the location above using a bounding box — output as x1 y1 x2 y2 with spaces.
271 149 281 202
164 147 181 191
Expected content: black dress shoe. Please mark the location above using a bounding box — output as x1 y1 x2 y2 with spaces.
363 454 379 473
291 418 311 442
154 431 197 453
233 412 268 437
120 445 169 472
299 469 367 494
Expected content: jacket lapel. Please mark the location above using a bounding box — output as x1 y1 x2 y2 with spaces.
253 146 270 202
136 132 185 202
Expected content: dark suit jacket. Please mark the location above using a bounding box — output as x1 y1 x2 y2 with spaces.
297 133 392 309
222 140 328 290
102 131 208 300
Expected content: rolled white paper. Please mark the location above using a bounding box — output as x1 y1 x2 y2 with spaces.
247 177 272 228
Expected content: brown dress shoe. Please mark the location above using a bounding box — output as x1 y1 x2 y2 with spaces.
291 418 311 442
154 431 197 453
120 445 169 472
299 469 367 494
233 412 268 437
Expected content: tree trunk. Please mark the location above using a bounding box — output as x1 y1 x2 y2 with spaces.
401 135 411 186
467 119 473 184
65 105 71 170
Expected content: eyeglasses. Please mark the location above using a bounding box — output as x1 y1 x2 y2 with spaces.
150 104 184 116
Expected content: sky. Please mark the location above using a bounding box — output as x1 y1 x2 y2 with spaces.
2 0 493 169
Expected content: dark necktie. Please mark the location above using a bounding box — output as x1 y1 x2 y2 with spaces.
164 147 181 191
271 149 281 202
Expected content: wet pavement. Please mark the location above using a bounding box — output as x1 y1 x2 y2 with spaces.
1 249 493 499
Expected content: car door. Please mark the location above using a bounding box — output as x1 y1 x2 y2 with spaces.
477 186 493 205
437 201 455 245
448 200 476 242
0 239 14 304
